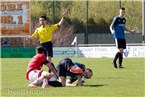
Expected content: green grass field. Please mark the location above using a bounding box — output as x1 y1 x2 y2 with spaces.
1 58 145 97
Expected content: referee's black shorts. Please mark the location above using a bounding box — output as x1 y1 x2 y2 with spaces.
114 38 126 49
41 41 53 57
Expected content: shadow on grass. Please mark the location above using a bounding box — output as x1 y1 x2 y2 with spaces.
84 84 107 87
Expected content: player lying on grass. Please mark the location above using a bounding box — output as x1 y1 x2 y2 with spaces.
26 46 59 88
56 58 93 86
66 62 93 86
49 62 93 86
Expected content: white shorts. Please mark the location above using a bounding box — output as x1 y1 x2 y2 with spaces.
28 70 57 86
28 70 43 85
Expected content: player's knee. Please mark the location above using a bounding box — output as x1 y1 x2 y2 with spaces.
58 76 66 87
42 71 52 78
119 49 123 54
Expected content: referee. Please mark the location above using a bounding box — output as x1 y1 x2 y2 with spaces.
110 7 136 68
32 10 68 63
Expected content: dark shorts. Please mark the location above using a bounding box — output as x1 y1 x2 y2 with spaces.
41 41 53 57
57 58 75 77
114 38 126 49
57 63 67 78
48 81 62 87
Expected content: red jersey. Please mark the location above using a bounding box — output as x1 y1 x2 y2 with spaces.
26 54 49 80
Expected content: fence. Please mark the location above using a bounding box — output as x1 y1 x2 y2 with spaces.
1 43 145 58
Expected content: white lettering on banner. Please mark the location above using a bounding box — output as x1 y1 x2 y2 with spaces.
129 46 145 57
1 1 30 37
1 3 28 26
77 47 118 58
53 47 76 58
53 46 145 58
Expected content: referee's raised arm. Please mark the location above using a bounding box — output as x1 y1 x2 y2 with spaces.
58 10 68 26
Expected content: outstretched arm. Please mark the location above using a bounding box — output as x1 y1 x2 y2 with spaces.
25 36 39 46
45 63 58 79
77 75 83 86
58 10 68 26
125 27 136 34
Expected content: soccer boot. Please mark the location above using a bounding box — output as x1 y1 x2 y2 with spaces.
112 61 118 68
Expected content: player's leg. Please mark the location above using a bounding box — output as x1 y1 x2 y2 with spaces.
48 81 62 87
41 71 55 88
58 76 66 86
46 41 53 63
47 56 52 63
118 48 123 67
42 74 62 87
57 62 67 86
29 70 53 88
112 38 120 68
118 39 126 68
41 42 53 63
28 70 43 88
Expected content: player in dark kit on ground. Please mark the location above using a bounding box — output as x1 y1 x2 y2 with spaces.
66 62 93 86
110 7 136 68
49 62 93 86
56 58 93 86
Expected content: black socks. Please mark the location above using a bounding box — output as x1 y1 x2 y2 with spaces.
113 52 123 65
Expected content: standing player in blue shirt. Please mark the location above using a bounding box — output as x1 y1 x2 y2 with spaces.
110 7 136 68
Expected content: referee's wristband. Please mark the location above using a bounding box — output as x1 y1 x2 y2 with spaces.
63 17 66 19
